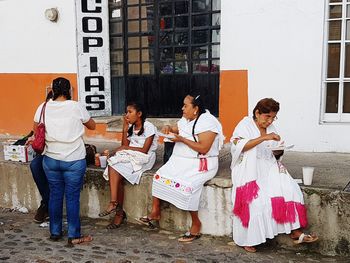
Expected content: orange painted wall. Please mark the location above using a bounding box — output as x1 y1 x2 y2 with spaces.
0 73 77 136
0 71 248 143
219 70 248 142
85 124 122 141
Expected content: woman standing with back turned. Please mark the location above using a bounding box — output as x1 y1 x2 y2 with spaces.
33 77 96 246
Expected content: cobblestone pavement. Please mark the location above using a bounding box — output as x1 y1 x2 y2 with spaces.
0 209 349 263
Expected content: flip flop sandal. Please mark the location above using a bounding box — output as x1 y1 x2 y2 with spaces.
293 233 319 244
98 201 119 217
178 232 201 243
136 216 159 229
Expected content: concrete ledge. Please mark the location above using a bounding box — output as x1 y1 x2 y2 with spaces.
1 148 350 256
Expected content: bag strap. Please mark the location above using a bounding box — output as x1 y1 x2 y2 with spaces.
38 102 47 124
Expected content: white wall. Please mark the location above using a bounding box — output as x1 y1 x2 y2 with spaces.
221 0 350 152
0 0 77 73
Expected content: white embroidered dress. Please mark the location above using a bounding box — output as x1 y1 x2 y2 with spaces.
231 117 307 247
152 111 224 211
107 121 158 185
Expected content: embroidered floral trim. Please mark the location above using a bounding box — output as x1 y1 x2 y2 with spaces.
154 174 193 193
232 136 244 145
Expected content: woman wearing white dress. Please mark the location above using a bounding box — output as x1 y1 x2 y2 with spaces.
140 91 224 242
231 98 318 252
99 102 158 229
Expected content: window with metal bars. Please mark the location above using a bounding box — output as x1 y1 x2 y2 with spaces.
109 0 221 116
323 0 350 122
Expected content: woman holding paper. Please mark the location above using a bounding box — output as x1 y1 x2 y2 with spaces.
230 98 317 253
139 91 224 243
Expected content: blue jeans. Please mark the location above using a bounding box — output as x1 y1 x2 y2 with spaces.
30 155 49 208
43 156 86 239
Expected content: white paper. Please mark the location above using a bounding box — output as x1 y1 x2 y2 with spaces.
266 144 294 151
157 132 175 139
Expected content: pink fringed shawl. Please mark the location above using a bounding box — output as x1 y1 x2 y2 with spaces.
230 117 261 228
231 117 307 229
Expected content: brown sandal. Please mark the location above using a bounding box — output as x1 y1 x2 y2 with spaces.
68 235 93 245
98 201 119 217
106 211 127 229
178 232 201 243
136 216 159 229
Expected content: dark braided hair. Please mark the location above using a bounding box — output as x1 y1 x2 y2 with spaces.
188 90 206 142
52 77 72 100
126 102 146 137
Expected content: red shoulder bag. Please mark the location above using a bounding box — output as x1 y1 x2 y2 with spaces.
32 102 47 154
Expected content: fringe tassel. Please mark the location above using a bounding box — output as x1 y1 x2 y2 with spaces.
271 198 308 227
285 201 297 223
233 180 259 228
296 203 308 228
199 158 208 172
271 197 287 224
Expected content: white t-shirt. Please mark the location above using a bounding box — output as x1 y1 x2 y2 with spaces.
128 121 158 153
34 100 91 162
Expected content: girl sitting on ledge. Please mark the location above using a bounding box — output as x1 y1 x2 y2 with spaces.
99 102 158 229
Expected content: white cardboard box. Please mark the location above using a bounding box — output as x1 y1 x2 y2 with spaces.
3 140 36 162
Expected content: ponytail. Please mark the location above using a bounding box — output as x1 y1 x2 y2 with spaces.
188 90 206 142
192 114 202 142
138 118 145 136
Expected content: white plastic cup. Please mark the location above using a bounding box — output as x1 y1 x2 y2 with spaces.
99 156 107 168
302 166 314 185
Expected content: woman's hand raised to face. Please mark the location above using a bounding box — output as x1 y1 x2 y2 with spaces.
264 132 281 141
122 115 129 131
